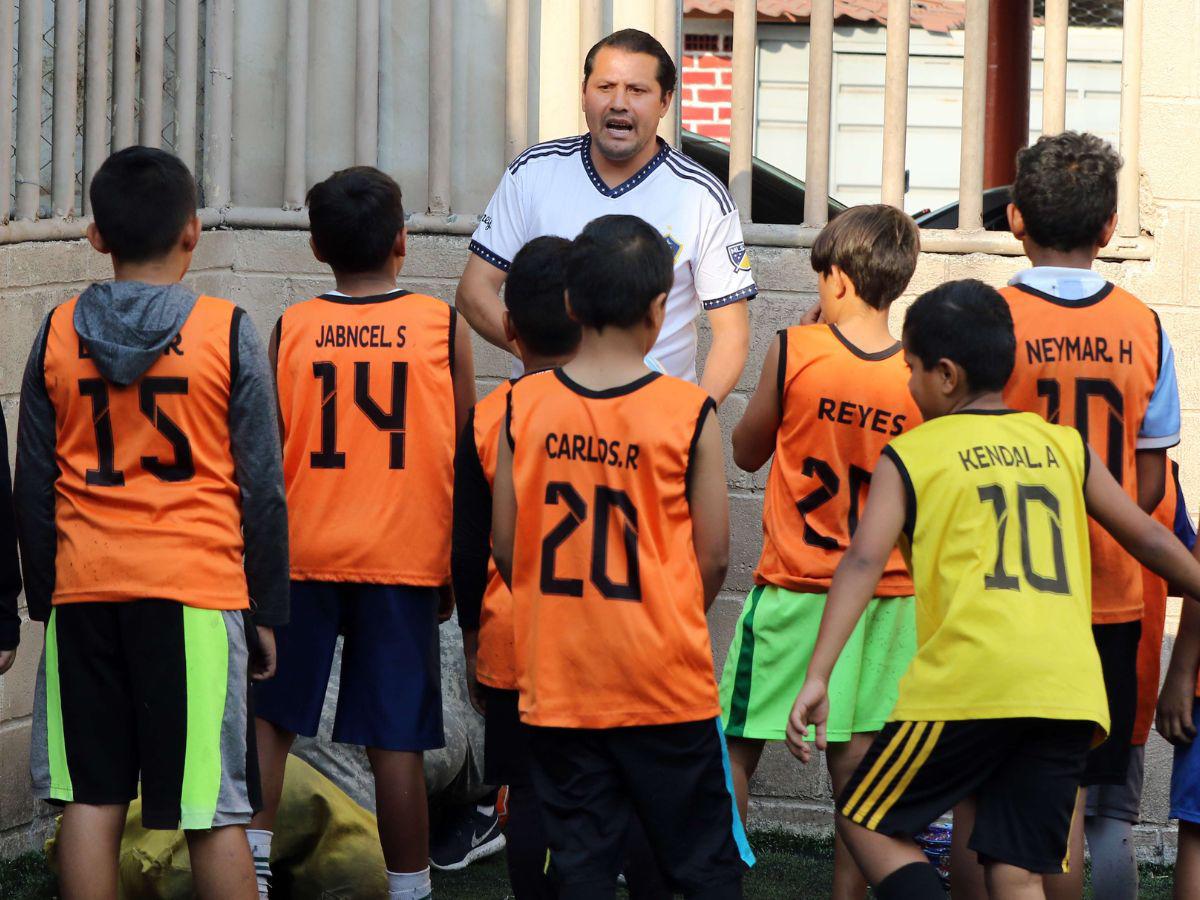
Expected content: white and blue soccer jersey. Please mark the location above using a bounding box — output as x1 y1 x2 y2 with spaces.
1008 267 1181 448
469 134 757 382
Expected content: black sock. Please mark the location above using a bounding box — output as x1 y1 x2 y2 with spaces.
504 782 556 900
876 862 945 900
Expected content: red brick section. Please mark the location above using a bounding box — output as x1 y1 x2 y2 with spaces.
681 52 733 142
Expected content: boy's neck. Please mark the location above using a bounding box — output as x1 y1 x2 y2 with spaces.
562 327 654 390
1023 244 1097 271
520 352 575 375
946 390 1007 416
332 268 400 297
111 255 188 286
826 301 897 353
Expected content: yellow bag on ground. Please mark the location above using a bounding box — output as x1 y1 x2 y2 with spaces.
47 755 388 899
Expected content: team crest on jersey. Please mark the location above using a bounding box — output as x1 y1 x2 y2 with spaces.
663 231 683 263
726 241 751 273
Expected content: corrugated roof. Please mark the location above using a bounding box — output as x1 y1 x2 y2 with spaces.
683 1 967 34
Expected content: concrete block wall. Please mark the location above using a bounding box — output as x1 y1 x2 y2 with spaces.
0 227 1191 863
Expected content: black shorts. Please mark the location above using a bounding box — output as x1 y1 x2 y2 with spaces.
527 718 753 898
31 601 261 830
482 686 532 786
839 718 1094 874
1084 621 1140 786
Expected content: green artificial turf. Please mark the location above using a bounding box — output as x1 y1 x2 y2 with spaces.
0 831 1177 898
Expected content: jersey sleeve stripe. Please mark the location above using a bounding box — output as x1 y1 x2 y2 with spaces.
702 284 757 311
662 156 735 215
881 444 916 541
1135 432 1181 450
667 150 738 212
469 240 512 272
509 141 586 175
508 135 585 171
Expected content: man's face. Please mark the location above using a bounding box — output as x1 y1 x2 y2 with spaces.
582 47 672 163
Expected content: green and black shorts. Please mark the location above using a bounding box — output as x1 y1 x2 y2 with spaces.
31 600 260 831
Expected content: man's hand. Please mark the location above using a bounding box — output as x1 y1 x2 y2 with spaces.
786 678 830 763
1157 670 1197 745
438 586 456 624
0 649 15 676
250 626 277 681
461 630 486 716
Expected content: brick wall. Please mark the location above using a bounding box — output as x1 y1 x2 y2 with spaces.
682 52 734 141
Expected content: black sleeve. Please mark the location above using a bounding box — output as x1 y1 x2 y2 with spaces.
880 445 916 541
0 411 23 651
13 312 56 627
452 408 491 632
228 310 291 627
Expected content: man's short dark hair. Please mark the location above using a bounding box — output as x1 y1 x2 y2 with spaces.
583 29 677 97
506 237 581 357
307 167 405 274
89 146 197 262
810 204 920 309
566 215 673 331
1012 131 1122 253
903 279 1015 393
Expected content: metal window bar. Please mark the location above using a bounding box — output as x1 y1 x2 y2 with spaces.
141 0 164 147
282 0 306 209
880 0 909 209
804 0 833 226
728 0 754 220
1117 0 1142 239
957 0 989 232
505 0 529 164
580 0 602 135
1042 0 1068 135
0 0 14 221
202 0 231 208
111 0 134 151
655 0 679 146
355 0 378 167
426 0 451 215
175 0 199 172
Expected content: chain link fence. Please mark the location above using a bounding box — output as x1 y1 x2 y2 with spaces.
1034 1 1123 28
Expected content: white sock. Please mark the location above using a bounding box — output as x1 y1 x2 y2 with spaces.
476 803 495 816
387 867 432 899
246 829 273 898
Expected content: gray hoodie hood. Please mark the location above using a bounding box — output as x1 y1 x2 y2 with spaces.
74 281 198 386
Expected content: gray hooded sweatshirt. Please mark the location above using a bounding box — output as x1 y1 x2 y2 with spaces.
14 281 290 626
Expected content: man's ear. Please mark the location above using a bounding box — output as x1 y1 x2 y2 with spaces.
659 88 674 117
1006 203 1026 240
179 216 201 253
86 222 110 255
503 309 518 345
395 226 407 260
309 235 326 264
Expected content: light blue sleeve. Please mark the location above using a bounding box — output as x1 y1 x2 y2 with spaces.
1138 325 1181 448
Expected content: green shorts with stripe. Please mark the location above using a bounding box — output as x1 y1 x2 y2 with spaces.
32 600 260 831
719 585 917 742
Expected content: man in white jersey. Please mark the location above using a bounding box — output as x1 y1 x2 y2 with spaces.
457 28 755 401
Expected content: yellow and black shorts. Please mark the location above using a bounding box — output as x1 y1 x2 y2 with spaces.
838 718 1095 875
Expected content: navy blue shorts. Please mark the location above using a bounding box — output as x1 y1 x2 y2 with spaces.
253 581 444 752
1171 704 1200 824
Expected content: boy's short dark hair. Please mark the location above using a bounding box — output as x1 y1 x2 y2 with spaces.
307 167 405 274
903 279 1015 393
89 146 197 262
566 215 674 331
506 237 581 357
810 204 920 309
584 29 677 97
1012 131 1122 253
